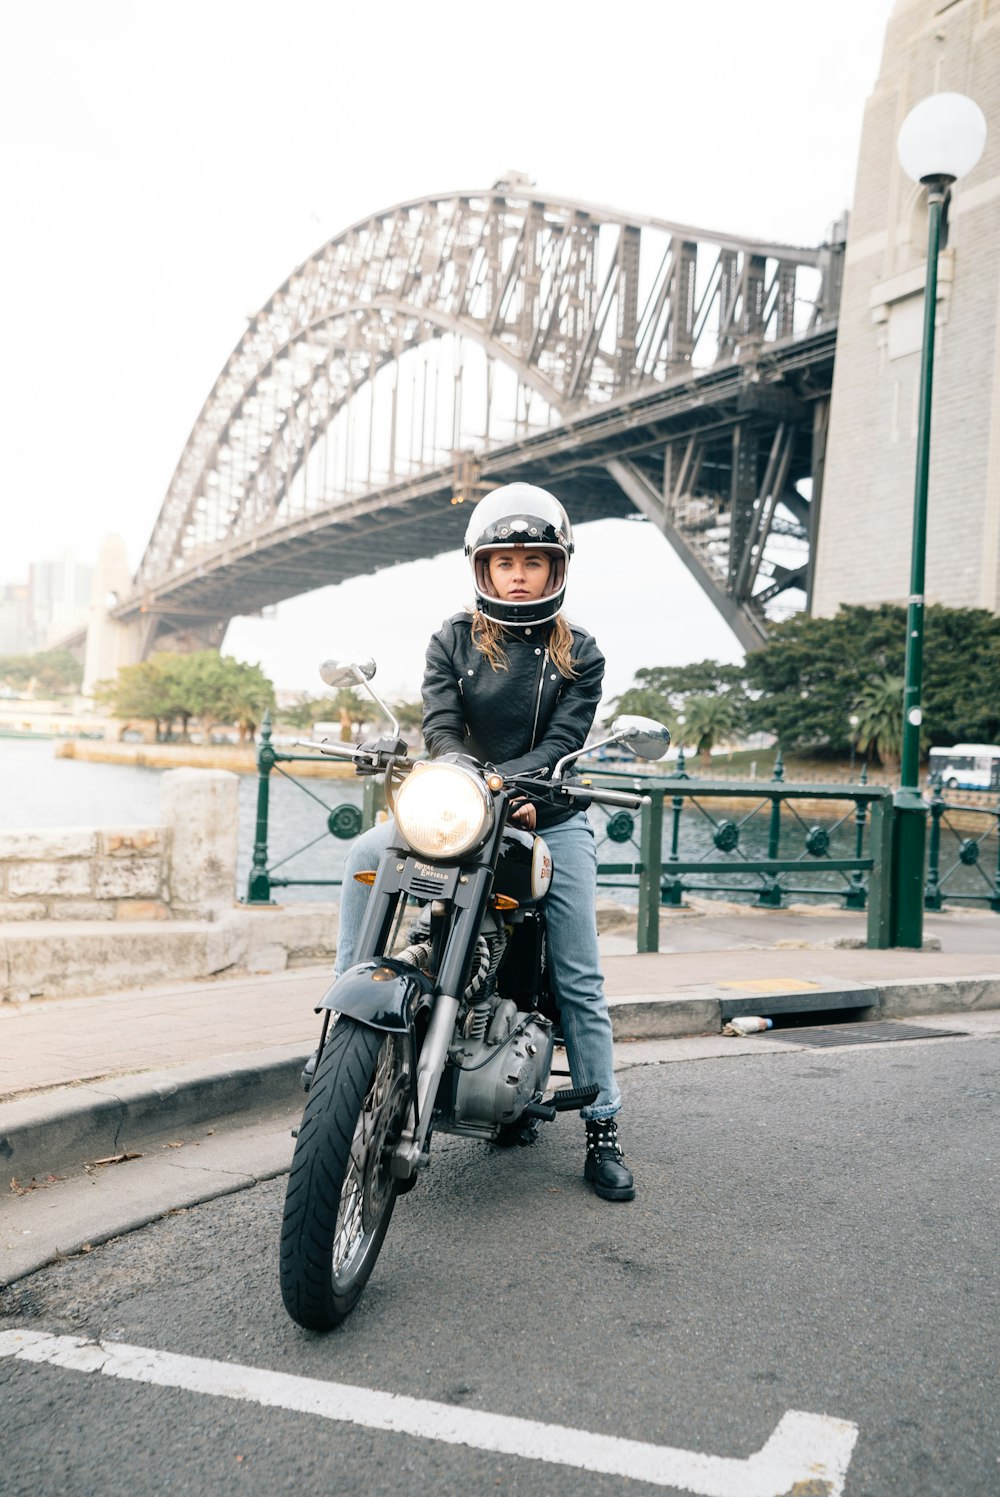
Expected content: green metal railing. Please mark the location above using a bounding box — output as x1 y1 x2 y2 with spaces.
924 772 1000 913
243 722 999 943
586 748 893 950
244 712 381 903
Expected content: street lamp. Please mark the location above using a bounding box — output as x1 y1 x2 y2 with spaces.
673 712 688 777
848 714 860 779
892 92 987 944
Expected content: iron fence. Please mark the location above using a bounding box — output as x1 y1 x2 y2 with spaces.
243 722 1000 944
924 772 1000 913
585 749 892 950
244 713 382 903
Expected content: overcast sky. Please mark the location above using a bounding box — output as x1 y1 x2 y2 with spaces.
2 0 896 703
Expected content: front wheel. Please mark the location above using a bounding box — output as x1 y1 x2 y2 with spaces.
280 1018 411 1330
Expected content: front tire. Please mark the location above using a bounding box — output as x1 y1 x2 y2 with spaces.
280 1018 411 1330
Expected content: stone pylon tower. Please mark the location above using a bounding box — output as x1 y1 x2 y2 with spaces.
813 0 1000 618
82 535 141 697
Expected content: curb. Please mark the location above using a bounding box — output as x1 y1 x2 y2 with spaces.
1 1043 309 1186
4 976 1000 1183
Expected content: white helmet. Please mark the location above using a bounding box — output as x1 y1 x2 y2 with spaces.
463 483 574 626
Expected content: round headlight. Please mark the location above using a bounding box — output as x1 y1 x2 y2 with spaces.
394 761 493 859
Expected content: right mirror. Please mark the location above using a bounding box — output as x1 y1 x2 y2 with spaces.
610 714 672 762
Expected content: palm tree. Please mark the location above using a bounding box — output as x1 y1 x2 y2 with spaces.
852 674 904 771
681 693 743 769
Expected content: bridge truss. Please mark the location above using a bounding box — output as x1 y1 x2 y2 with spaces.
120 182 843 655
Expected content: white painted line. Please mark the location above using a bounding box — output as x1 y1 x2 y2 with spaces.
0 1329 858 1496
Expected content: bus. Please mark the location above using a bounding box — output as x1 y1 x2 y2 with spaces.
928 744 1000 792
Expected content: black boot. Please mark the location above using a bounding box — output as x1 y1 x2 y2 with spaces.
584 1118 635 1201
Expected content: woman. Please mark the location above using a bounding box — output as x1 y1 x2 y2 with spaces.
336 483 635 1202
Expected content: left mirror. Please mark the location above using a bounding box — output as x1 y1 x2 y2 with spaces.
319 658 376 689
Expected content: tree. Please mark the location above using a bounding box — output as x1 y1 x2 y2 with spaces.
851 673 904 770
95 651 274 742
613 604 1000 768
610 660 750 745
213 657 275 742
278 694 329 731
93 656 183 740
678 692 745 768
0 649 83 696
743 604 1000 756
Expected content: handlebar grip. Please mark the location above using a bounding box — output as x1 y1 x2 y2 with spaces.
293 738 377 764
563 784 650 809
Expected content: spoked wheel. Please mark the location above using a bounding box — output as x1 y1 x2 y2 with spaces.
280 1018 412 1330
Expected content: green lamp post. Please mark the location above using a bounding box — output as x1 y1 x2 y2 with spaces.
890 92 987 946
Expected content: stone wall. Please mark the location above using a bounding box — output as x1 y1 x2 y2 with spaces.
814 0 1000 617
0 768 340 1001
0 826 170 921
0 767 238 922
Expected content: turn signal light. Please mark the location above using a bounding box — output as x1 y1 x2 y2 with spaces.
353 871 377 885
491 894 519 911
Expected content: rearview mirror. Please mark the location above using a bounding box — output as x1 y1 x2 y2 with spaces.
610 714 671 762
319 658 377 690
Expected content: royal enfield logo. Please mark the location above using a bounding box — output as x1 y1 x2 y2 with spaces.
414 861 448 881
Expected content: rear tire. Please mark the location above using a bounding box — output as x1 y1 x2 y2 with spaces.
280 1019 411 1330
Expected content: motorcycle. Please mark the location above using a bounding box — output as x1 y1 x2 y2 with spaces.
279 657 670 1331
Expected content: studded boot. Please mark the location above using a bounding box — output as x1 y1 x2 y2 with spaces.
584 1117 635 1201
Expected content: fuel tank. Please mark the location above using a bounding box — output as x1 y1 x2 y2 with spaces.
493 825 552 907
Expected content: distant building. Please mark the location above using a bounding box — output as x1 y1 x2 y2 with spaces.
0 584 33 655
0 555 94 656
29 556 93 647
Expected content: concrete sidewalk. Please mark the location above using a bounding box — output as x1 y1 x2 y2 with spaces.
2 902 998 1188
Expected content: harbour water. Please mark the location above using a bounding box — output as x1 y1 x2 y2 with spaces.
0 738 364 899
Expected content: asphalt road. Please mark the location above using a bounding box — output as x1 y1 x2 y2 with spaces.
2 1028 998 1496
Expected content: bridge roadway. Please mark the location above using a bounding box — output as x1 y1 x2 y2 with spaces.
110 325 835 651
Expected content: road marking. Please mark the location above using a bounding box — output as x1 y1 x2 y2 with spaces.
0 1329 858 1496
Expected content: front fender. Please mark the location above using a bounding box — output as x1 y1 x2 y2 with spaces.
318 959 434 1033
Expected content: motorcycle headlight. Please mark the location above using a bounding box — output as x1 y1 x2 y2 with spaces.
394 760 493 859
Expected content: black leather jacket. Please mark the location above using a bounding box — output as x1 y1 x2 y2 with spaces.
421 612 605 830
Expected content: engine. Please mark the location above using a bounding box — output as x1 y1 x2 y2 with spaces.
437 1003 555 1140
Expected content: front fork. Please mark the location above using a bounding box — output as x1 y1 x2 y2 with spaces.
390 863 498 1179
390 991 460 1178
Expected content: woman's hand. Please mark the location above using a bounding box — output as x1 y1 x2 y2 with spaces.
509 799 537 831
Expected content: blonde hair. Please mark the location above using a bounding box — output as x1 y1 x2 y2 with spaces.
470 611 578 679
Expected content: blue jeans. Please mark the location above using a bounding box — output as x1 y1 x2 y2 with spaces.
335 811 621 1120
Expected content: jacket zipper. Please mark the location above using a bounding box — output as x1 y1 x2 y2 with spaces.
529 648 549 749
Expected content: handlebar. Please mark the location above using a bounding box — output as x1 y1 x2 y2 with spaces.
291 741 648 810
293 738 378 764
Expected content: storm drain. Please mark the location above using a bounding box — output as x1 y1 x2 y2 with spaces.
769 1021 966 1048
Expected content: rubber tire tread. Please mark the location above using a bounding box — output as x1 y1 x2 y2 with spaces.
279 1019 397 1330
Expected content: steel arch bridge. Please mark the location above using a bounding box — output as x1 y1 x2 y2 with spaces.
114 180 843 657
